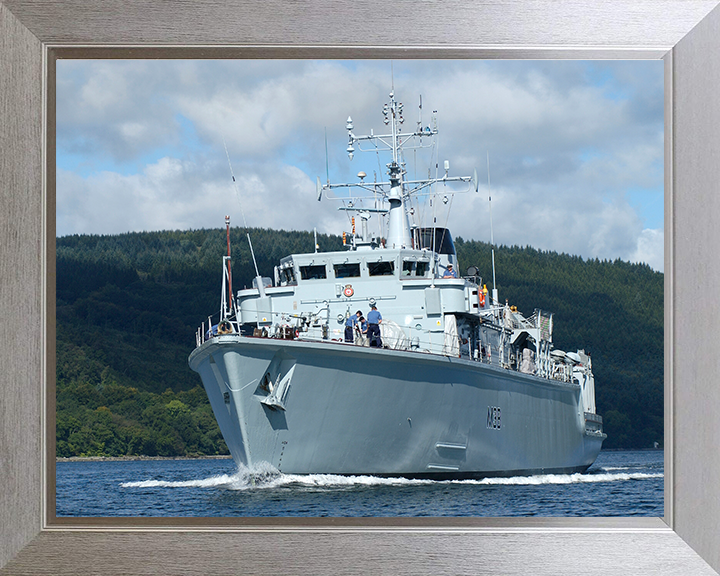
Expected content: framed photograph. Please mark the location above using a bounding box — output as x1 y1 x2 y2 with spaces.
52 58 665 519
2 1 720 574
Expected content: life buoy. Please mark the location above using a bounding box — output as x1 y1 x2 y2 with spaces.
218 320 233 334
479 290 486 308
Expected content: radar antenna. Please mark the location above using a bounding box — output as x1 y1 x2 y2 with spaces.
316 89 477 251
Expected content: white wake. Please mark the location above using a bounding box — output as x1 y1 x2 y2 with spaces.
452 471 663 486
120 462 662 490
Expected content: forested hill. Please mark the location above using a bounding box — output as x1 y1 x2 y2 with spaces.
56 227 663 457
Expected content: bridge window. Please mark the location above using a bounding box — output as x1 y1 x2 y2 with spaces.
334 263 361 278
402 260 430 277
416 227 455 256
300 265 327 280
368 261 394 276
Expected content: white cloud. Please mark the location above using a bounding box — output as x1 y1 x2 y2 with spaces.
58 159 229 235
57 157 343 237
629 228 665 272
56 60 665 271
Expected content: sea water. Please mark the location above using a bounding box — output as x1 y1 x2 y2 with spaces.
55 449 663 517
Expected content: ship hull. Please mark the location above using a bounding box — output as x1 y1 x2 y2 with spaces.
189 336 604 478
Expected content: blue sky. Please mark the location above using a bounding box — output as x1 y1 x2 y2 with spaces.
56 59 664 271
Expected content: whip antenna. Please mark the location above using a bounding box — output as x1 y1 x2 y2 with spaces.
325 127 330 185
223 137 265 297
488 151 498 306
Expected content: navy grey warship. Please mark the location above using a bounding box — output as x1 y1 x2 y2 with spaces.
188 89 606 478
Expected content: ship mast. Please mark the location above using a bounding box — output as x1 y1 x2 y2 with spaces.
384 91 413 248
225 215 233 316
487 152 498 306
318 89 478 249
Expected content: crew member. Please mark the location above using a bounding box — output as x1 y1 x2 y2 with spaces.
367 303 383 348
443 264 457 278
355 315 368 345
344 310 361 342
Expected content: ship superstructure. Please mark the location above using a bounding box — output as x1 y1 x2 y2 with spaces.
188 88 605 478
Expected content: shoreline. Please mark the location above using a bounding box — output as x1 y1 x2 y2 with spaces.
56 447 663 463
56 455 232 463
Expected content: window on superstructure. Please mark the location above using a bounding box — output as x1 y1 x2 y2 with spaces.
368 261 394 276
417 227 455 256
280 267 297 285
402 260 430 277
334 263 361 278
300 265 327 280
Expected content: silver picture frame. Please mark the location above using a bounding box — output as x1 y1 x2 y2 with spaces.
2 1 720 574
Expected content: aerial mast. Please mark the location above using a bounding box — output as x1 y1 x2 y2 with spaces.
221 215 234 320
226 214 232 296
223 138 265 299
318 89 477 252
488 152 498 306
